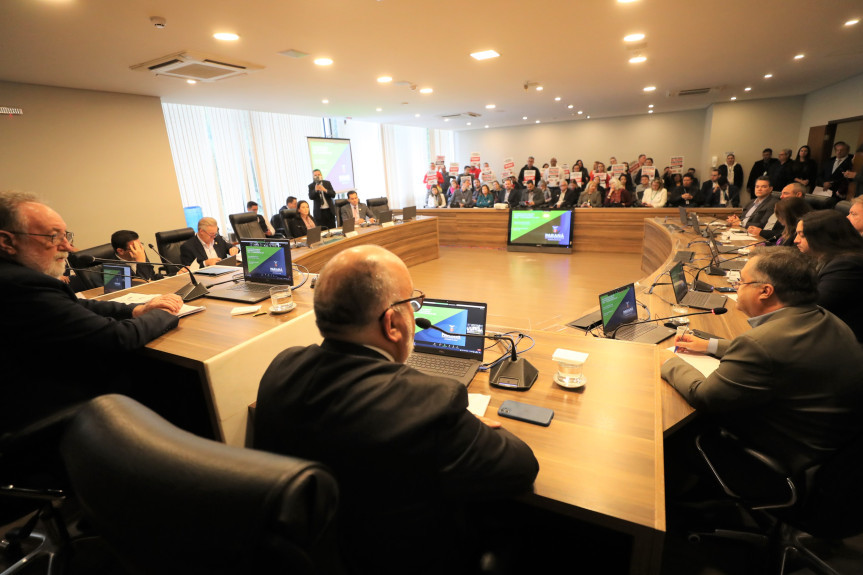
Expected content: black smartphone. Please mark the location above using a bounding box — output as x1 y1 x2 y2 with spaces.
498 400 553 427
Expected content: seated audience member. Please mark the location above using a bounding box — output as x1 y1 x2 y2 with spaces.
577 180 603 208
490 180 503 199
254 245 539 574
634 156 657 183
179 216 239 268
247 201 275 236
634 175 651 205
571 159 589 186
726 177 777 230
603 178 633 207
701 174 739 207
793 145 819 192
761 196 811 245
640 177 667 208
717 153 744 190
0 191 183 438
288 200 318 238
111 229 163 280
847 196 863 235
279 196 298 211
426 185 446 208
685 168 699 187
520 180 542 208
664 247 863 489
668 174 700 207
497 178 522 208
475 184 496 208
795 210 863 341
553 181 581 209
746 183 805 239
537 179 554 206
618 173 635 195
698 169 720 205
339 191 377 225
590 163 610 191
449 180 475 208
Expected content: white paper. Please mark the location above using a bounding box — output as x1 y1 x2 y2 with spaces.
468 393 492 418
666 346 720 376
110 292 205 318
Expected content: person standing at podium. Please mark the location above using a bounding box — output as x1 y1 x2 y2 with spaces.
308 168 336 228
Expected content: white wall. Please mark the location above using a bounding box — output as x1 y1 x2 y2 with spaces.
799 73 863 145
0 82 184 250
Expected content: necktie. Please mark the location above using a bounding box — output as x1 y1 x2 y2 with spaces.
353 205 359 220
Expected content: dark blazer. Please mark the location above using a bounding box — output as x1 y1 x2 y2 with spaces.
700 183 740 207
747 158 779 191
287 217 313 238
179 234 231 268
308 179 337 224
792 159 819 190
553 187 580 209
662 305 863 474
817 156 854 200
668 185 701 207
254 339 538 573
338 202 375 223
817 254 863 342
717 163 745 189
768 161 794 190
497 187 522 208
739 195 778 229
0 259 179 435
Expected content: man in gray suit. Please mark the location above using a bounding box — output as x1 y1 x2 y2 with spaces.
726 176 778 230
663 247 863 475
339 191 376 225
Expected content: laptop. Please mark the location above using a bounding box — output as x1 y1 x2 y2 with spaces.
205 239 293 303
678 206 689 227
707 226 744 254
669 261 728 309
706 229 747 270
103 264 132 294
306 226 322 246
407 298 488 387
598 284 675 343
341 217 355 234
402 205 416 221
378 210 393 224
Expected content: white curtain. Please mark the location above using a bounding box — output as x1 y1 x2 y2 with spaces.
381 124 432 209
337 119 387 204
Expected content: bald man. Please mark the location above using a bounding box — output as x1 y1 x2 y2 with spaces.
0 190 183 438
254 245 538 574
746 182 806 239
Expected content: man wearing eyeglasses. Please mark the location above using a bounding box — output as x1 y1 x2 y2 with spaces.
254 245 538 574
180 216 239 268
0 191 184 439
661 247 863 495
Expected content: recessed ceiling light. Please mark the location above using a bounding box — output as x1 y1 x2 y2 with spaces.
470 49 500 60
764 73 773 79
648 110 653 114
314 58 333 66
567 104 574 109
485 104 496 109
536 86 543 91
629 55 647 64
522 116 528 120
484 125 489 128
535 120 540 124
643 85 656 92
618 0 639 3
794 54 805 60
377 76 392 83
213 32 239 41
186 79 197 85
419 87 433 94
466 122 472 126
577 110 583 115
415 114 421 118
845 19 859 26
744 86 752 91
648 104 654 108
554 97 561 101
624 33 645 42
730 96 737 101
586 115 590 119
322 99 329 104
376 107 382 112
444 118 449 122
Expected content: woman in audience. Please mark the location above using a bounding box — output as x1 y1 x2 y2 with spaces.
577 180 603 208
289 200 318 237
847 196 863 235
475 184 496 208
603 178 633 207
794 210 863 341
571 160 589 187
618 173 635 195
426 185 446 208
641 177 667 207
792 145 819 193
769 196 811 245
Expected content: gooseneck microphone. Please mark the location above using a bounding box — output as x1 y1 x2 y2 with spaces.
415 318 538 391
146 244 209 302
609 308 728 340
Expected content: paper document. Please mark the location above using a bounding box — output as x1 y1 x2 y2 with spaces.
666 347 720 377
468 393 492 418
110 292 205 318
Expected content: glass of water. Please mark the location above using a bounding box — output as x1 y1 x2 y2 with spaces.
269 286 294 313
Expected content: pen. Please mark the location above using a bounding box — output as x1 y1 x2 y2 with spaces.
253 311 267 317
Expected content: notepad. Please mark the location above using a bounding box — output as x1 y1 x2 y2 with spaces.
666 347 720 376
110 292 205 318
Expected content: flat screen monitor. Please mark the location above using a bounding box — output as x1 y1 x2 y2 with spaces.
506 210 573 254
306 137 356 193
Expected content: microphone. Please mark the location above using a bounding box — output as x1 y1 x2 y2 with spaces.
610 308 727 340
415 318 538 390
67 266 146 284
146 244 209 302
67 254 168 279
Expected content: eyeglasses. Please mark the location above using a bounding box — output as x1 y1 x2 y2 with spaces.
10 231 74 246
378 289 425 320
728 279 765 289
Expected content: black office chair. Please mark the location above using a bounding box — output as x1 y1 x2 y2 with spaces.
271 212 287 236
68 243 115 291
154 227 195 275
688 428 863 574
60 395 341 575
804 194 834 211
228 212 266 240
834 200 852 216
279 208 299 239
333 199 349 227
366 197 389 219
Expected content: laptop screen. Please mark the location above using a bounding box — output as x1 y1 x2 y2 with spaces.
599 284 639 335
402 205 416 221
668 261 689 303
413 298 487 361
240 239 293 286
103 264 132 294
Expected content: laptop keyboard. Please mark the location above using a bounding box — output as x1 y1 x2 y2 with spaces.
614 322 657 340
406 354 472 377
225 282 273 293
684 291 714 307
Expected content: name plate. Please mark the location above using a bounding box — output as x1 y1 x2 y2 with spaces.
345 231 359 238
382 221 395 228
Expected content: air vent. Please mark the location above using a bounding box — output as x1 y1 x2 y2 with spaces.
666 87 723 97
439 112 482 119
130 51 264 82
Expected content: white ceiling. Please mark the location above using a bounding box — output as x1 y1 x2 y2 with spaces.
2 0 862 131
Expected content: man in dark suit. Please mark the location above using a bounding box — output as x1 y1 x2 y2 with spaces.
663 247 863 477
817 141 854 205
517 156 540 186
246 201 275 237
308 168 336 228
746 148 779 195
0 191 183 438
700 172 740 207
768 148 794 191
338 191 376 224
668 174 700 206
727 177 777 229
111 229 162 280
497 177 522 208
254 245 538 574
179 216 238 268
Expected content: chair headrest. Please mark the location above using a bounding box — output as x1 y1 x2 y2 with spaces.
155 227 195 245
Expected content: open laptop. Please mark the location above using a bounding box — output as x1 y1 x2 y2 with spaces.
407 298 488 387
402 205 416 221
598 284 675 343
205 239 293 303
378 210 393 224
194 255 238 276
706 229 747 270
341 217 355 234
669 261 728 309
707 226 744 254
103 264 132 294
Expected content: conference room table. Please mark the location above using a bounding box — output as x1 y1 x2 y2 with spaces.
85 209 752 574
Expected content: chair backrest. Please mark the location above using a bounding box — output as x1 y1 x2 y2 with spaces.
228 212 266 240
279 208 299 238
834 200 852 216
155 227 195 275
803 194 833 211
60 395 340 575
333 199 349 227
366 197 389 218
70 243 115 291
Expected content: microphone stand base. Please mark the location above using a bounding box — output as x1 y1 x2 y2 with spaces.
175 282 209 302
489 358 539 391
